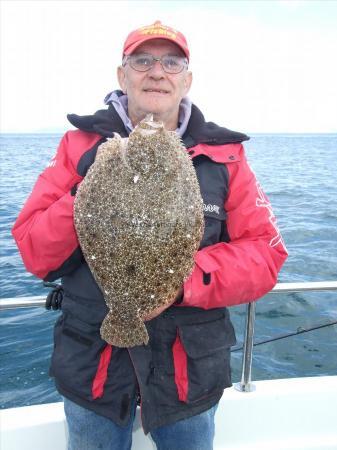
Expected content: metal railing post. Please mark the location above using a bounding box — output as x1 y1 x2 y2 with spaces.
0 296 46 310
234 301 256 392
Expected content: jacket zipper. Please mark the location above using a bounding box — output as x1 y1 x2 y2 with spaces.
127 350 145 429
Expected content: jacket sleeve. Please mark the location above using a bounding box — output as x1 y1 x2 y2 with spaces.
182 144 288 309
11 131 86 281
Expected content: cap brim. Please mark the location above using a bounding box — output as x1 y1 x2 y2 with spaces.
124 37 189 60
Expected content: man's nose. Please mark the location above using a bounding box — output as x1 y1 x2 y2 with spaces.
148 60 165 78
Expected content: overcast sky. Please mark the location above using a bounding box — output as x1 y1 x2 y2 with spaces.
1 0 337 133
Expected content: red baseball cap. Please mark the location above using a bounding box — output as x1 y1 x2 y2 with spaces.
123 21 190 61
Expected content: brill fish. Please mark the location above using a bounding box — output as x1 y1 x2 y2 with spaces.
74 115 204 347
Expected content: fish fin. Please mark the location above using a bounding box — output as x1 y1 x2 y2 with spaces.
100 311 149 348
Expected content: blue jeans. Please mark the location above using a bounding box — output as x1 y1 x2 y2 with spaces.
64 397 218 450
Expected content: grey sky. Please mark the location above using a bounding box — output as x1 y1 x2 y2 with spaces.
1 0 337 133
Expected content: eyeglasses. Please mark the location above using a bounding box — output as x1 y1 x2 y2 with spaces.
123 53 188 74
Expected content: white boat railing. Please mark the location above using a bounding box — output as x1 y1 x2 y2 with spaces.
1 281 337 393
235 281 337 392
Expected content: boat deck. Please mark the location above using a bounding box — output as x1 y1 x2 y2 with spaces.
2 376 337 450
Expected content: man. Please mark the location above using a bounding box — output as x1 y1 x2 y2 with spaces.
12 20 287 450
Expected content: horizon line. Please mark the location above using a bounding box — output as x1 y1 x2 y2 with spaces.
1 131 337 135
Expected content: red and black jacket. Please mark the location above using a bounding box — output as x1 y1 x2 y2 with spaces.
12 95 287 433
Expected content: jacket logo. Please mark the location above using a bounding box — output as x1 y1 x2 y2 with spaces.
255 182 287 250
203 204 220 215
47 157 57 168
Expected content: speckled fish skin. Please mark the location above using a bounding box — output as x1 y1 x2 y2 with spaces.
74 115 204 347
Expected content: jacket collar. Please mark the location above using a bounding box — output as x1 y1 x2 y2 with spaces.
67 103 128 138
182 104 249 148
67 95 249 147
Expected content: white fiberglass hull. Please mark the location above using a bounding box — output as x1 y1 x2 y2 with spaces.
1 376 337 450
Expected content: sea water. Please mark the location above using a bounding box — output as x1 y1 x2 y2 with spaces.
1 133 337 408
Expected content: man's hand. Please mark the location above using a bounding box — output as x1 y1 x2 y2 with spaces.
143 287 183 322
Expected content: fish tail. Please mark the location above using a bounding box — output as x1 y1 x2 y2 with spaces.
100 311 149 348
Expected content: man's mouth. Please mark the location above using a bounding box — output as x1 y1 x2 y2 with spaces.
143 89 169 94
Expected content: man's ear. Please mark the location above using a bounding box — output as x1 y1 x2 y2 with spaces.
184 71 193 95
117 66 127 94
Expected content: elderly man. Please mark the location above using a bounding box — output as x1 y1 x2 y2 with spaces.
12 21 287 450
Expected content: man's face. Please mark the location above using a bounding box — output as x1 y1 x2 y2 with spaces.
117 39 192 129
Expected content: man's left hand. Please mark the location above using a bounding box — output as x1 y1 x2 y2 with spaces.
143 287 183 321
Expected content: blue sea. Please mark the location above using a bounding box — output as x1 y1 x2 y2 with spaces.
1 133 337 409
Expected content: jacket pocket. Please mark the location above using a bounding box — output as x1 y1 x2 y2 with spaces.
50 313 108 401
172 315 236 403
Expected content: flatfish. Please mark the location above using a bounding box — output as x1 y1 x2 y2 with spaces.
74 115 204 347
